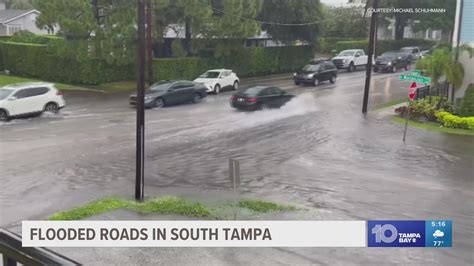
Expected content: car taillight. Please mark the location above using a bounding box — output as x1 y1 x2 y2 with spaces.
56 91 63 96
246 98 257 103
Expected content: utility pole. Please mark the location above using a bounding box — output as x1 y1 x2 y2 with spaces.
146 0 154 85
362 0 379 113
135 0 146 201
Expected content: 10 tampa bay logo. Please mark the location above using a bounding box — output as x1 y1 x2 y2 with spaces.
368 221 425 247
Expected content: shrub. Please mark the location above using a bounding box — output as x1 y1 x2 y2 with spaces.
0 42 133 84
335 39 437 55
1 40 313 84
436 111 474 130
152 45 314 82
395 97 453 121
459 84 474 117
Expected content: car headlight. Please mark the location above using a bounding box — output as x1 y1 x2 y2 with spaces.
343 59 348 63
144 96 153 101
293 73 297 76
307 73 314 78
387 61 392 66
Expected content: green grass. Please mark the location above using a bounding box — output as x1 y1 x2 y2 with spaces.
238 199 297 213
48 197 298 221
392 116 474 136
92 81 136 92
372 98 407 110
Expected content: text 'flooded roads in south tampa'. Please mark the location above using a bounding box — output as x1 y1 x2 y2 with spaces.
1 70 473 265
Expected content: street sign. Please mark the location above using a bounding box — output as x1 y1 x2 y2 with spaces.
400 74 431 84
400 70 431 84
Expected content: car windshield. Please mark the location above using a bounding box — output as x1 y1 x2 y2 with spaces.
241 87 264 96
199 71 220 78
380 52 397 59
0 89 13 100
302 64 320 72
339 51 355 56
149 83 172 91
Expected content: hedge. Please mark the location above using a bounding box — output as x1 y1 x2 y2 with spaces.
459 84 474 117
436 111 474 130
153 45 314 82
1 41 313 84
0 42 133 84
335 39 437 55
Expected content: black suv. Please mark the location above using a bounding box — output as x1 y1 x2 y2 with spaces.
373 51 410 73
293 60 337 86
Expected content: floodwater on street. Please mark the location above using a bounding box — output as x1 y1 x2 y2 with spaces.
1 70 473 265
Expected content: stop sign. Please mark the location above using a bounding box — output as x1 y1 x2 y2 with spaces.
409 82 417 101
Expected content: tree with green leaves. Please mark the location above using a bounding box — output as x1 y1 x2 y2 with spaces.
321 5 368 39
9 0 34 9
257 0 323 45
34 0 137 65
416 47 467 102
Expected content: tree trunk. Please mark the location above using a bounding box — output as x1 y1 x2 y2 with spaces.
394 16 405 40
184 17 192 56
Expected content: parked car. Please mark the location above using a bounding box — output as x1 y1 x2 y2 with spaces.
373 51 410 73
0 83 65 122
331 49 368 72
293 60 337 86
230 86 294 111
400 46 422 62
129 80 207 109
194 69 239 94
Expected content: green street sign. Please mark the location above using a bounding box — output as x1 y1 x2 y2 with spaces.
400 74 431 84
411 70 421 76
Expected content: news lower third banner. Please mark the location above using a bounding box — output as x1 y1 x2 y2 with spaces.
22 220 452 247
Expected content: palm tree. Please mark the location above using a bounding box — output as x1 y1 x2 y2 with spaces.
416 46 468 103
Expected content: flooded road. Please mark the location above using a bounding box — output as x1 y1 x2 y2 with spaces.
1 70 473 265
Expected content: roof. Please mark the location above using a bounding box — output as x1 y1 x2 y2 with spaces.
2 82 54 91
0 9 39 24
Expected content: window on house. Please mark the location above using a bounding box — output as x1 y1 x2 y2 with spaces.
8 25 22 35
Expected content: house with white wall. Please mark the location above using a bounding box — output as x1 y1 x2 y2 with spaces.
453 0 474 100
0 8 50 36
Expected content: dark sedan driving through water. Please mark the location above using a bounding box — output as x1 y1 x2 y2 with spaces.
129 80 207 108
230 86 294 111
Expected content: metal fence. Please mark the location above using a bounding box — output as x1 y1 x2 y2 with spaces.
415 81 449 100
1 228 80 265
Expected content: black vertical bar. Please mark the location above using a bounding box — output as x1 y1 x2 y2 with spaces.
146 0 154 85
362 0 379 113
136 0 146 201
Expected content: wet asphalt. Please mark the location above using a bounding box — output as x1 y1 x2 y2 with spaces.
0 68 473 265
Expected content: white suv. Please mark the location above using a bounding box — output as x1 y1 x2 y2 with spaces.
0 83 66 121
194 69 239 94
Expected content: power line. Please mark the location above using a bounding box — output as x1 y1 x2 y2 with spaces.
193 0 348 26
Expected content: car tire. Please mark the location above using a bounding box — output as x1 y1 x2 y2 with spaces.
214 84 221 94
233 81 239 90
44 102 59 114
193 93 203 103
392 65 397 73
312 78 319 86
348 62 355 72
329 75 336 84
153 98 164 108
294 80 300 85
0 109 9 122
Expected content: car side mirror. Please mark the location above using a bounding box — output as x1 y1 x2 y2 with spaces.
8 96 17 101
